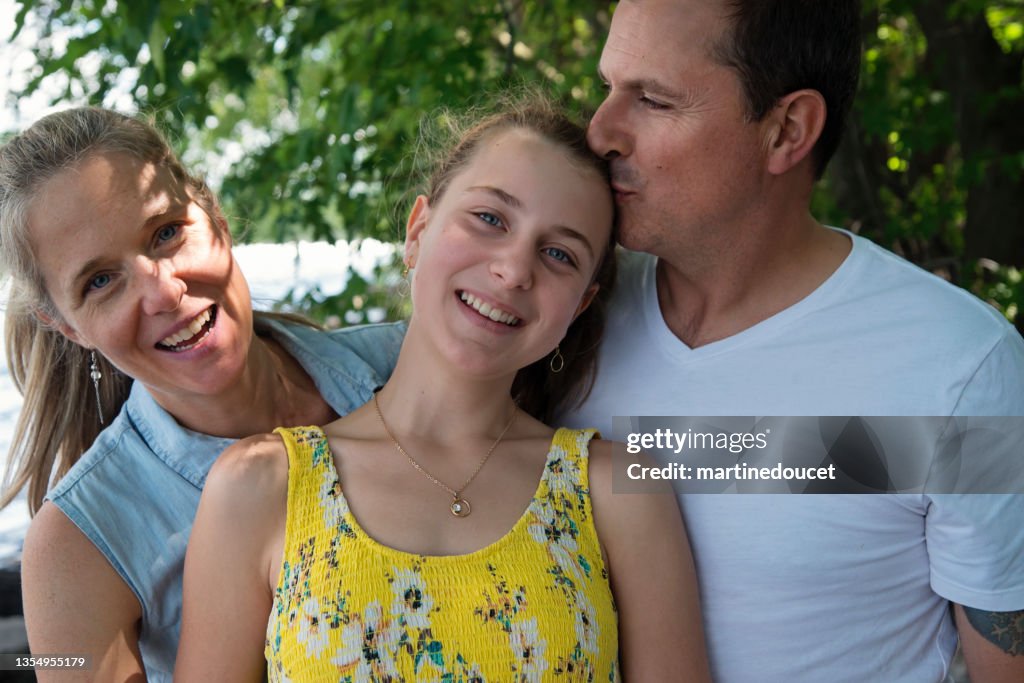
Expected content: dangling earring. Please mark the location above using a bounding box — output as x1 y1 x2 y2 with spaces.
549 345 565 373
397 264 411 297
89 350 105 425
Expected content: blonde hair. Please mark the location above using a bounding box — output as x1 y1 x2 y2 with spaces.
0 107 309 514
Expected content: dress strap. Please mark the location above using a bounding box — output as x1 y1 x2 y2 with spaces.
272 426 352 546
546 428 600 489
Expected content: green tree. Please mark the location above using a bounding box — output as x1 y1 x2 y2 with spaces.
8 0 1023 330
8 0 610 320
822 0 1024 330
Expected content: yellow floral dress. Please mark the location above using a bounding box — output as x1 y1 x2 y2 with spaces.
265 426 619 682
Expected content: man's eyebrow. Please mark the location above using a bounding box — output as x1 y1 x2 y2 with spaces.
597 66 688 101
466 185 523 209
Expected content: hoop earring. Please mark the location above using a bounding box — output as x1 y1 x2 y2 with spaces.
397 265 411 297
549 345 565 373
89 350 105 425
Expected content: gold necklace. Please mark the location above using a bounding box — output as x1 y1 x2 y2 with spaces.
373 392 517 517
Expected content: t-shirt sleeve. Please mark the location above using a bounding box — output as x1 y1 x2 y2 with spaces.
952 327 1024 416
925 494 1024 611
928 328 1024 610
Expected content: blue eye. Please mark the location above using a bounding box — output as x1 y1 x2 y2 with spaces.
88 273 112 291
544 247 573 265
156 224 180 242
476 212 503 228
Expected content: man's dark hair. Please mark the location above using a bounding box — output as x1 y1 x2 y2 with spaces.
713 1 862 178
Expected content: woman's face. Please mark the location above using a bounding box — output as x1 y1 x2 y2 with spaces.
27 152 254 404
403 127 613 378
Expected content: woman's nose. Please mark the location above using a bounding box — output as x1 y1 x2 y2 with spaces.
136 257 186 315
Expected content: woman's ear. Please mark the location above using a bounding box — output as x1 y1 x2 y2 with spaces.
34 308 88 347
215 213 232 243
404 194 431 268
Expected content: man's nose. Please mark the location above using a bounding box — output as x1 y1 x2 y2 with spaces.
587 95 630 160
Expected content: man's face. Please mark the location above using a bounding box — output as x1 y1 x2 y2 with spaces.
588 0 772 259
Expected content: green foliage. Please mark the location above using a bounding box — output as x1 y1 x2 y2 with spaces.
971 261 1023 323
821 0 1023 329
12 0 607 245
8 0 1023 329
9 0 606 321
278 249 409 328
10 0 608 321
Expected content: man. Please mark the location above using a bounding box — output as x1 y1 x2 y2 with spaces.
563 1 1024 681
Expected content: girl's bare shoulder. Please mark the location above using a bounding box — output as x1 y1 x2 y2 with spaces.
202 432 289 515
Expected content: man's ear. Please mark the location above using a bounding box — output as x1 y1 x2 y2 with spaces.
34 308 87 347
573 283 600 321
764 89 826 176
404 194 431 269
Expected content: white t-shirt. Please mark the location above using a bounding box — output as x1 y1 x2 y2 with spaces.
561 232 1024 683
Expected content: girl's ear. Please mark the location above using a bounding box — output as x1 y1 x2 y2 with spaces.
573 283 600 320
404 195 431 268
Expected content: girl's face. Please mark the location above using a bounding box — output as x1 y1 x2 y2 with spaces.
404 127 613 378
28 152 255 405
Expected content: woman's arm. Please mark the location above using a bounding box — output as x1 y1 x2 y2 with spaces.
22 503 146 682
174 434 289 683
588 440 712 682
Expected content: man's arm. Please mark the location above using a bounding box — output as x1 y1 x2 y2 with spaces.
955 603 1024 682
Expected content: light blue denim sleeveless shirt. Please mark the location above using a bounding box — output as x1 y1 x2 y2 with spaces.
46 319 405 681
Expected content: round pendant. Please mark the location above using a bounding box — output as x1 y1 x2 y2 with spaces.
451 498 471 517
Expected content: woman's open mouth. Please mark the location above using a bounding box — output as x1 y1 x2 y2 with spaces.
155 305 218 351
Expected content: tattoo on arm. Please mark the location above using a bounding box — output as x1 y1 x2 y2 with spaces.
962 607 1024 656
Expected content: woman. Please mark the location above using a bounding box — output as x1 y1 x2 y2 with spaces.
177 95 710 681
0 108 404 681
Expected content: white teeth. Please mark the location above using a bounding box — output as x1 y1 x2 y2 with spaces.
159 308 212 348
459 292 520 326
